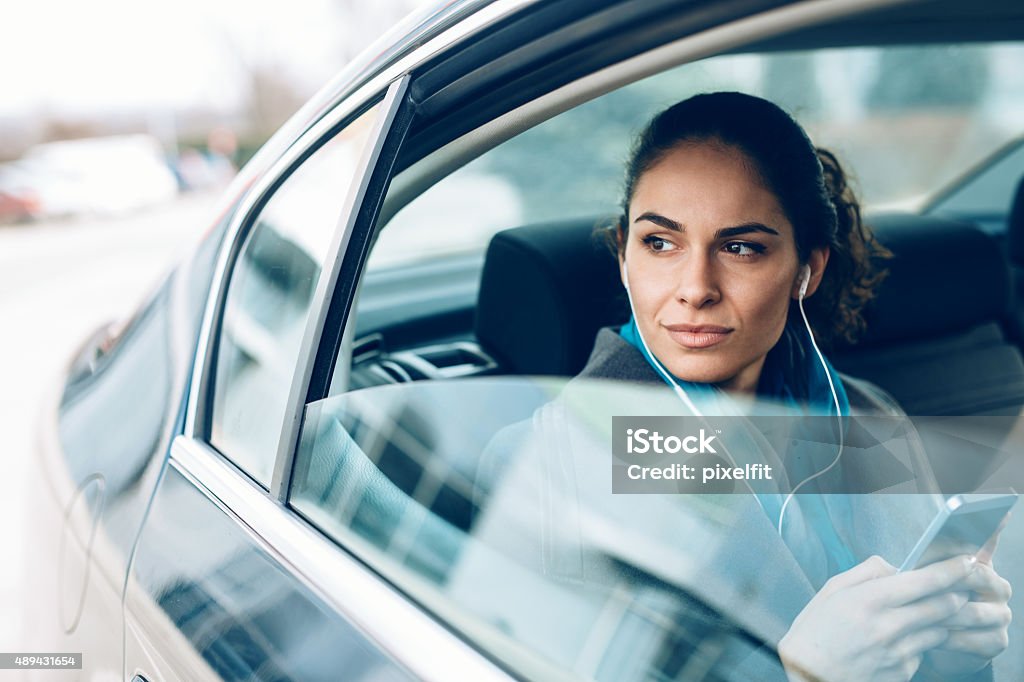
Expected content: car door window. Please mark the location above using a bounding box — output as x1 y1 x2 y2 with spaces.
210 102 382 486
344 42 1024 398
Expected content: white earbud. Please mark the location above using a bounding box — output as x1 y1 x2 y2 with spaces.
798 264 811 300
622 261 630 290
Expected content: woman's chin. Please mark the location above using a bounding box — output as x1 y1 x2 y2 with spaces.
661 359 737 385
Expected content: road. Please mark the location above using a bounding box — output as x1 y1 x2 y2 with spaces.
0 193 218 652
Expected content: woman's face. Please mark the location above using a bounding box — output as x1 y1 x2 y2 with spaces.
622 141 823 393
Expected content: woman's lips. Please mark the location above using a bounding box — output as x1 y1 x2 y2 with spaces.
662 324 733 349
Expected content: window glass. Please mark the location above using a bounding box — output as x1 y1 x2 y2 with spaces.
291 379 788 681
211 103 381 486
926 138 1024 233
290 381 1019 678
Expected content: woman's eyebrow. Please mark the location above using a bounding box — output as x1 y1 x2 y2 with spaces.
634 213 780 238
634 212 682 231
715 223 780 239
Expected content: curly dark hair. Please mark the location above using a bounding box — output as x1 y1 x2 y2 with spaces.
599 91 890 348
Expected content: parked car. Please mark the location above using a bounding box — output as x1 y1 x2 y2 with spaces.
20 0 1024 681
8 134 179 221
0 162 43 223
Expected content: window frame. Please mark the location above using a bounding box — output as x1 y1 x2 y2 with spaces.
167 5 548 679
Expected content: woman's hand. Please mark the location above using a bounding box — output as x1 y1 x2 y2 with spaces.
920 530 1012 679
779 555 976 682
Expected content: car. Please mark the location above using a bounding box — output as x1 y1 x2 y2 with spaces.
8 135 179 221
19 0 1024 680
0 162 43 224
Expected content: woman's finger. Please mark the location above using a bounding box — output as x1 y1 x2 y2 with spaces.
879 555 976 606
893 627 949 658
883 592 969 635
819 555 895 598
938 628 1011 660
941 601 1013 631
958 563 1012 602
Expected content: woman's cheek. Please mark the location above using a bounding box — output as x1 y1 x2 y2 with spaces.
731 278 792 332
634 269 675 316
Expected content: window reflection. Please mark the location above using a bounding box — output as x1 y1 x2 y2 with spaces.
210 104 382 485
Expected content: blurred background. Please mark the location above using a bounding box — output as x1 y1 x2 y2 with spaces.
0 0 430 651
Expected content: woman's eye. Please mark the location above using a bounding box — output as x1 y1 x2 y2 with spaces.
642 236 674 252
725 241 765 257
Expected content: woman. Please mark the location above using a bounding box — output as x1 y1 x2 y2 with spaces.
581 92 1011 681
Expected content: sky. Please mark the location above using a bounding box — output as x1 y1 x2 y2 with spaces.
0 0 426 117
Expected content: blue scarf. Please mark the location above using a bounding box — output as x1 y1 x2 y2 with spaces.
619 314 857 583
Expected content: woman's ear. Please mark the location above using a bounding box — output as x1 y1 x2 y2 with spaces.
793 247 830 299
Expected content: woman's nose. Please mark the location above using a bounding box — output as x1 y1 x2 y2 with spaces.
673 256 720 308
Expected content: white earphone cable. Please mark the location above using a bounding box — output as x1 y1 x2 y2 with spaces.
777 265 844 532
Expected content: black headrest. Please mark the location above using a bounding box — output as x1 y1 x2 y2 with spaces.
1008 175 1024 266
475 218 629 376
852 213 1010 347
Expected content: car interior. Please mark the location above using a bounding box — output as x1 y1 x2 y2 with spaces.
314 172 1024 682
302 202 1024 681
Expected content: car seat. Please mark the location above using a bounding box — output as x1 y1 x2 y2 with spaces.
831 213 1024 416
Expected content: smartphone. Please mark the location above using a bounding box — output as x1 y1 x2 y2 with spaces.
898 491 1017 572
